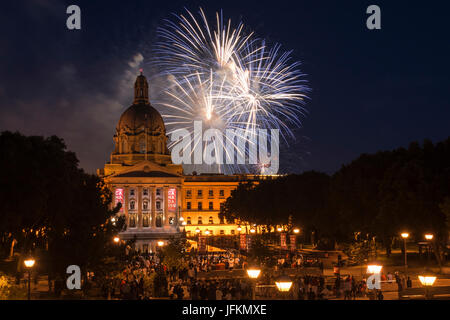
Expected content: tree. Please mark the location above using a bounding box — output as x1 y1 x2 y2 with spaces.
0 131 123 279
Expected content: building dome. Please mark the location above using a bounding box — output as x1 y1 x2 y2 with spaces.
117 103 165 134
113 70 169 157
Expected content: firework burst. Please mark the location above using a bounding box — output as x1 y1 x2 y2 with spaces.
152 7 309 174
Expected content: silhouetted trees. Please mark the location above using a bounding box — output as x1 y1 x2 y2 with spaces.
0 131 124 278
221 137 450 261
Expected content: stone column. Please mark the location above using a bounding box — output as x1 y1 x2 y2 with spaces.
137 186 142 229
164 186 169 226
151 186 156 228
124 186 129 224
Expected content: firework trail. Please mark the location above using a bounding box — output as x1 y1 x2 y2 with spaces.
152 7 309 174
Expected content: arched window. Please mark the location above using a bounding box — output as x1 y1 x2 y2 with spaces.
140 138 146 154
121 140 127 153
129 214 136 228
142 214 149 228
208 216 214 224
187 217 191 225
198 216 203 225
156 212 163 227
129 200 135 210
143 200 149 211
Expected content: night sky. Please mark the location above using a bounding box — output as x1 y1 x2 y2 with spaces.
1 0 449 174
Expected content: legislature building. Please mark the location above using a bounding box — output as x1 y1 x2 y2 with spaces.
97 72 273 253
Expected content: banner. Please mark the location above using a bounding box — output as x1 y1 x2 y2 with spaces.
198 236 207 253
290 235 297 252
168 188 177 211
280 232 287 250
115 188 124 212
239 234 247 251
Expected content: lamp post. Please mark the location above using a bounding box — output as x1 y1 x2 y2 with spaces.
246 268 261 300
425 234 434 265
113 236 120 244
418 274 437 299
275 274 293 299
401 233 409 275
205 229 210 254
24 258 35 300
367 264 382 300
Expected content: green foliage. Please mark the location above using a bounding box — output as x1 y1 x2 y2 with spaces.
0 274 27 300
160 238 189 270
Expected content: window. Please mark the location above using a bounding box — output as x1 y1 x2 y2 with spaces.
129 214 136 228
143 200 149 211
169 217 174 225
187 202 191 210
143 188 148 196
156 201 161 210
231 230 235 235
130 189 135 196
219 189 224 197
142 214 149 227
220 203 224 211
142 244 149 253
186 190 192 198
140 139 146 153
187 217 191 225
156 212 163 227
197 190 203 198
208 189 213 197
219 217 224 224
129 200 136 210
220 230 225 235
208 216 214 224
209 202 213 210
156 188 161 196
198 202 202 210
198 216 203 225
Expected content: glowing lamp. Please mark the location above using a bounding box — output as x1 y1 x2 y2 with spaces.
425 234 434 241
367 265 382 274
195 228 201 233
293 228 300 234
237 226 242 232
24 259 35 268
277 227 283 232
113 236 120 243
419 275 436 287
246 269 261 279
157 241 164 247
275 275 293 292
250 228 256 233
401 232 409 239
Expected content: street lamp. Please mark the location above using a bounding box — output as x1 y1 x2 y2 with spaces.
293 228 300 234
275 274 293 300
401 232 409 274
246 267 261 300
24 258 35 300
277 227 283 232
425 234 434 241
250 228 256 234
418 274 437 299
425 234 434 265
367 264 382 274
113 236 120 244
237 226 242 232
157 241 164 247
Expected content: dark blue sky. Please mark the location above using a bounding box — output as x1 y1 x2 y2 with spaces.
1 0 449 174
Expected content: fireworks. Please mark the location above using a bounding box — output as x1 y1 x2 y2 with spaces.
152 7 309 174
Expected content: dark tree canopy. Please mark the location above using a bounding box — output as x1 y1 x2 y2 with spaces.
0 131 123 276
221 137 450 258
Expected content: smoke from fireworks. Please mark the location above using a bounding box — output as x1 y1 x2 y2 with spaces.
152 8 309 174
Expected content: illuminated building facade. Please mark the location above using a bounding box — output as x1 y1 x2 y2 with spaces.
98 72 275 252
